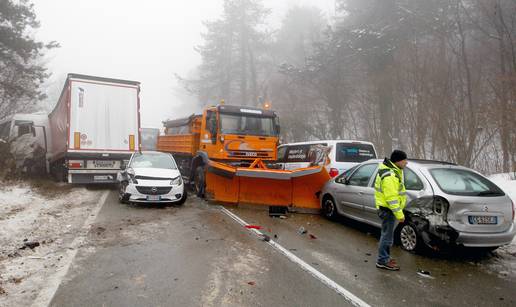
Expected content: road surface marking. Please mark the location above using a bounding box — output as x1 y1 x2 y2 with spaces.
31 190 110 307
220 207 371 307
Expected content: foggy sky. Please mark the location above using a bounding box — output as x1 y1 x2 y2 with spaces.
33 0 335 127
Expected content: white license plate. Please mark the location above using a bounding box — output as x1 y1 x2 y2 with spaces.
94 161 115 168
468 216 497 225
93 175 110 181
146 195 160 201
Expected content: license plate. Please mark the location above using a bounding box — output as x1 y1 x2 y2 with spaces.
147 195 160 201
468 216 497 225
94 160 115 168
93 175 110 181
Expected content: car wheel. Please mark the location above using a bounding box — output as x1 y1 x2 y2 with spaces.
194 166 205 198
399 222 422 252
322 195 338 220
118 181 129 204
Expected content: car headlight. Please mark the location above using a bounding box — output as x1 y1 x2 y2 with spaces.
170 176 182 186
127 168 138 184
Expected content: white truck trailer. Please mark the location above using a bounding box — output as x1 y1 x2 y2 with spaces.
48 74 141 183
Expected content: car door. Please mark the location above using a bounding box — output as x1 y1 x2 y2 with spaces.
363 166 426 226
335 163 378 221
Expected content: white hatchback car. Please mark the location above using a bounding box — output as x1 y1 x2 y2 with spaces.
277 140 377 177
117 151 186 205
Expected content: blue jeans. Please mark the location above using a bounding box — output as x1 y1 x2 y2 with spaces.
377 208 396 264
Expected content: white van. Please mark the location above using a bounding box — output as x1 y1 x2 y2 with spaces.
277 140 377 177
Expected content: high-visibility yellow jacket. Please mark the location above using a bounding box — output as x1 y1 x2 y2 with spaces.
374 159 406 220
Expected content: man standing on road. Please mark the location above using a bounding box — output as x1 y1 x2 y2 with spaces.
374 150 408 271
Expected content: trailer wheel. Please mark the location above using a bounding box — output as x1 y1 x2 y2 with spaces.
118 181 129 204
194 166 206 197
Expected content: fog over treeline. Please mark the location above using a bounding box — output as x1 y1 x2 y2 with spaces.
180 0 516 174
1 0 515 174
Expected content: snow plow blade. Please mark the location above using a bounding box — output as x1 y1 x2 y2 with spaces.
204 159 330 210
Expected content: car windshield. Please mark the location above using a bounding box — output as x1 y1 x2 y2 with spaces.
429 168 504 196
219 113 276 136
130 153 177 169
336 143 376 162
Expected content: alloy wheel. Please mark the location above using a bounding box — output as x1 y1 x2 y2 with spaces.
400 224 418 251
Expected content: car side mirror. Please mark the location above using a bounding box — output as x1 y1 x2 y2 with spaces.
120 164 126 171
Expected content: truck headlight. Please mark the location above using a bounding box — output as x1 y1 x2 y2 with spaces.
170 176 182 186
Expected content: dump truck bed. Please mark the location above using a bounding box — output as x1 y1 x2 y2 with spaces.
157 134 200 155
158 114 201 155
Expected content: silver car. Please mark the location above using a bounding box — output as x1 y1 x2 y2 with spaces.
320 159 516 252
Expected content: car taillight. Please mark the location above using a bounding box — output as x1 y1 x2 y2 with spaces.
329 168 339 177
68 160 83 168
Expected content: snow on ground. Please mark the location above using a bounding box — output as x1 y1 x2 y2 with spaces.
484 173 516 278
0 180 104 306
490 172 516 204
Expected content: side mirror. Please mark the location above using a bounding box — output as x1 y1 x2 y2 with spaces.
120 164 126 171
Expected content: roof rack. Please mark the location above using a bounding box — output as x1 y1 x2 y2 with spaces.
408 159 457 166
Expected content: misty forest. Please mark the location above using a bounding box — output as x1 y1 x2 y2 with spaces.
1 0 516 174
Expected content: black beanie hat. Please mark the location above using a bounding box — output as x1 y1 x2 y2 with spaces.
390 150 407 163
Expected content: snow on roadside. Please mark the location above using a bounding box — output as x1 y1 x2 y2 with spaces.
0 180 105 306
488 173 516 272
490 172 516 205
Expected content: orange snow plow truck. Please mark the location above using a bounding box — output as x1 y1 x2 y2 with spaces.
157 104 330 210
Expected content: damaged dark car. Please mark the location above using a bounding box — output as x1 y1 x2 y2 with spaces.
320 159 516 252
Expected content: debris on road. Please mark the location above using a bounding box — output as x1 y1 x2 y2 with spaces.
308 234 317 240
27 256 44 260
417 270 434 279
247 281 256 286
0 287 6 295
297 227 307 235
245 225 262 230
269 206 288 217
19 241 40 250
259 234 271 242
7 252 21 258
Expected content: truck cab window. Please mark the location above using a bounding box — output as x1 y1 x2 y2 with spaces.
206 111 217 134
17 124 32 137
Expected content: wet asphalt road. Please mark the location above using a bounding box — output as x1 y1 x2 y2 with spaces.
50 190 516 307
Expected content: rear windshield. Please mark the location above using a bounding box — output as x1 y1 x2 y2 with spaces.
281 143 327 163
336 143 376 162
429 168 505 196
